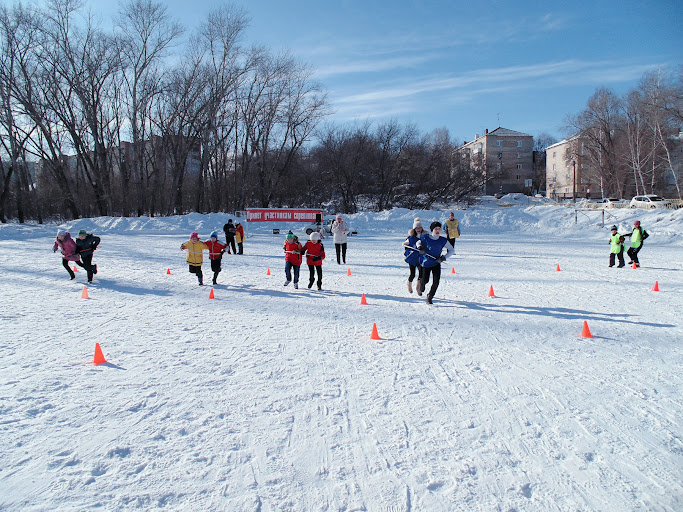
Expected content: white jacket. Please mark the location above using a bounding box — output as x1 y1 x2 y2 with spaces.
331 220 349 244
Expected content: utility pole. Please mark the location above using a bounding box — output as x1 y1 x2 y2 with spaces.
572 160 576 202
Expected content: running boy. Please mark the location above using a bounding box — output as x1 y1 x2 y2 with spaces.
301 231 325 290
205 232 227 285
416 221 455 304
283 231 303 288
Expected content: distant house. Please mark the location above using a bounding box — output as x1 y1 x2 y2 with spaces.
545 135 595 200
457 127 534 195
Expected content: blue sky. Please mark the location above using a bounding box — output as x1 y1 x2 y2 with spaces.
63 0 683 141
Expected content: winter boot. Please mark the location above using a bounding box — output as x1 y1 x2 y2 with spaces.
407 280 413 293
293 282 298 289
426 294 433 305
416 280 423 296
308 280 314 289
284 280 291 286
317 283 322 290
93 264 98 275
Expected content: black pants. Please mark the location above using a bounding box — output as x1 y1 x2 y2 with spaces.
447 237 456 248
225 236 236 254
335 243 347 264
627 246 641 264
609 248 625 267
408 264 422 282
285 262 300 283
78 254 95 282
210 258 222 282
189 264 203 282
308 265 322 286
62 258 76 279
237 242 243 254
420 265 441 298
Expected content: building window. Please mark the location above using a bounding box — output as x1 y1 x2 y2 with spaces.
517 164 522 170
497 163 501 169
497 140 502 147
517 153 522 158
553 177 557 182
553 151 557 158
552 164 556 170
498 152 502 158
516 141 522 147
516 175 521 180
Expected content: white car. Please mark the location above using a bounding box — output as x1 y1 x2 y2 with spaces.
303 218 357 236
596 198 627 208
629 195 676 209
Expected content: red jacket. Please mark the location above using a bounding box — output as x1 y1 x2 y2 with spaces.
205 239 227 260
284 241 303 265
302 241 325 266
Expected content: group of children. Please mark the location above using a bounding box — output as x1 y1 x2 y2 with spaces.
609 220 648 268
53 229 101 282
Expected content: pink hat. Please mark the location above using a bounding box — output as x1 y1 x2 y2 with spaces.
633 220 640 227
190 232 199 239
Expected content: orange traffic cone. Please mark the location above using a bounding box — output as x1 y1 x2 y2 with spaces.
451 267 456 274
209 288 215 299
632 262 637 269
556 264 561 271
73 265 78 272
93 343 107 365
360 293 368 305
266 268 271 275
81 286 90 299
370 323 380 340
487 285 495 297
347 268 352 276
652 281 660 292
166 268 171 275
581 321 593 338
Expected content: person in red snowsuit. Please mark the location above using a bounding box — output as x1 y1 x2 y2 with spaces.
300 231 326 290
204 232 227 285
282 231 303 288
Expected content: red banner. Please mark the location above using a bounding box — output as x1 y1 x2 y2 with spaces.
246 209 323 222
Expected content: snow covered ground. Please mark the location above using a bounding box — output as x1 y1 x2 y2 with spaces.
1 202 682 511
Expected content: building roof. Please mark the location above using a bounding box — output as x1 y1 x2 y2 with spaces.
545 134 580 151
486 127 532 137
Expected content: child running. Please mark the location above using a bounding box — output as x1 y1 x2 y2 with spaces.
416 221 455 304
301 231 326 290
608 225 625 268
52 230 80 280
402 227 421 293
181 232 209 285
205 232 227 285
283 231 303 288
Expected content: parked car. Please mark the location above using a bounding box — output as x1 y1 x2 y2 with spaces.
303 217 357 236
629 195 676 209
596 198 627 208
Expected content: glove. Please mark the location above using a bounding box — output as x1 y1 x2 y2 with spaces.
438 256 446 263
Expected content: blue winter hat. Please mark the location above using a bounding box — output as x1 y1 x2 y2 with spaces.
210 231 218 239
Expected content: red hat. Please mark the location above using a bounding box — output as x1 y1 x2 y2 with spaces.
634 220 640 227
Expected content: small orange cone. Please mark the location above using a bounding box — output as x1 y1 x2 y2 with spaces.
487 285 495 297
81 286 90 299
370 323 380 340
209 288 215 299
652 281 660 292
93 343 107 365
632 262 637 269
166 268 171 275
451 267 456 274
347 268 352 276
360 293 368 305
73 265 78 272
556 264 561 271
581 321 593 338
266 268 271 275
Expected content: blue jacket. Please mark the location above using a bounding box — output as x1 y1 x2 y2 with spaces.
419 234 450 268
404 235 420 265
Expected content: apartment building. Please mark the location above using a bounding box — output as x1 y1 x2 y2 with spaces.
457 127 534 195
545 135 594 200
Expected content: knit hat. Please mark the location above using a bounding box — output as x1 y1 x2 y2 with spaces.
78 229 87 236
430 221 442 232
190 231 199 239
633 220 641 227
310 231 321 241
336 214 343 220
610 225 618 231
413 217 422 229
286 233 296 240
210 231 218 239
57 229 66 238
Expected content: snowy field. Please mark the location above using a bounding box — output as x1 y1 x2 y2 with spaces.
1 201 682 511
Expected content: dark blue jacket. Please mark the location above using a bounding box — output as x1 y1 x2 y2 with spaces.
404 235 420 265
419 234 449 268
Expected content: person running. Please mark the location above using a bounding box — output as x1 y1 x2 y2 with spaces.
624 220 648 268
301 231 325 290
402 227 421 294
205 232 227 285
283 231 303 288
223 219 236 255
52 230 81 280
331 214 350 264
235 222 245 254
181 232 209 285
608 225 626 268
73 229 100 283
416 221 455 304
444 212 460 247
